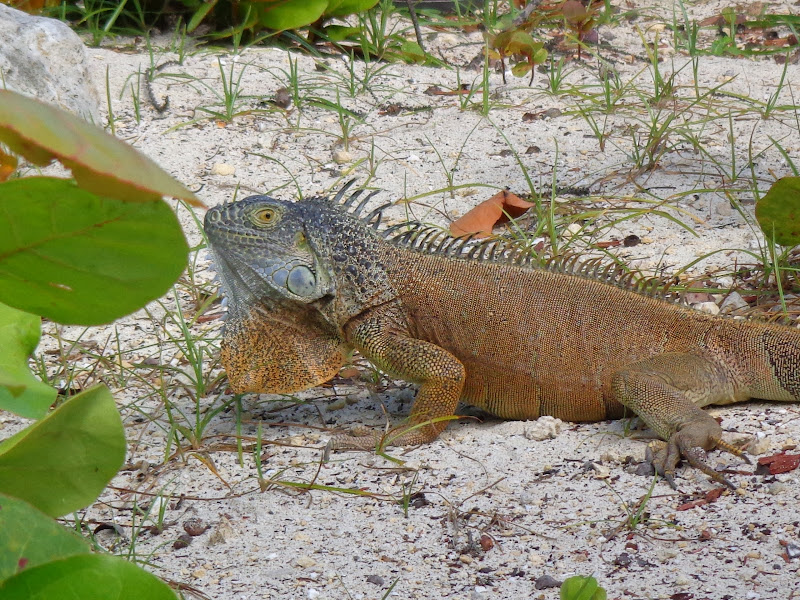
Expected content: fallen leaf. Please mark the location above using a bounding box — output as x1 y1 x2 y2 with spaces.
757 451 800 475
449 190 535 238
676 487 725 511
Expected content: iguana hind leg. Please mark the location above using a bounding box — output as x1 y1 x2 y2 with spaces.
331 304 465 449
611 352 742 489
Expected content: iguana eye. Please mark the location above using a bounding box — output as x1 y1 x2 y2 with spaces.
253 207 277 225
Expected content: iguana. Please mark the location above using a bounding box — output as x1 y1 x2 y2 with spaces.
204 182 800 488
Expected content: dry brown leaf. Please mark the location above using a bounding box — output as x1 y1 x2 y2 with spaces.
757 451 800 475
449 190 534 238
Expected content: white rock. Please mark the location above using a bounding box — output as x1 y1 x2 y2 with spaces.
332 149 352 164
210 163 236 176
720 292 749 313
524 416 563 441
0 5 100 121
695 301 720 316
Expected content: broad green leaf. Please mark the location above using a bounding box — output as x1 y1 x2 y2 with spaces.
0 89 201 206
325 0 378 17
0 493 90 581
252 0 329 31
492 29 538 58
0 302 55 419
187 0 219 32
0 554 176 600
324 24 362 41
755 176 800 247
0 177 188 325
396 40 427 64
561 575 607 600
0 385 125 517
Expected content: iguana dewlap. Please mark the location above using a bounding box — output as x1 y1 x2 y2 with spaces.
204 183 800 487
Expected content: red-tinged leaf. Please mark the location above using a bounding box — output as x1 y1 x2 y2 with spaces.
676 487 725 511
0 149 17 182
596 240 621 249
0 90 201 206
561 0 588 23
757 451 800 475
450 190 535 238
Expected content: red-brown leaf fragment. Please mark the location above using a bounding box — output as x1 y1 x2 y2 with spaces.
676 487 725 511
757 451 800 474
449 190 534 238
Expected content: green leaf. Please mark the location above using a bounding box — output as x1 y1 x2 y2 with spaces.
0 554 176 600
492 29 538 58
511 62 533 77
323 24 362 41
0 385 125 517
252 0 329 31
324 0 378 17
0 302 55 419
0 89 200 206
396 40 428 64
0 493 90 581
755 176 800 247
560 575 607 600
0 177 188 326
187 0 219 32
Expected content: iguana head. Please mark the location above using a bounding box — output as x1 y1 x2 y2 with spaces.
204 195 334 308
205 186 397 324
205 196 348 395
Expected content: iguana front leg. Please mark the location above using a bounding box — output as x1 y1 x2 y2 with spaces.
612 352 744 488
331 304 466 449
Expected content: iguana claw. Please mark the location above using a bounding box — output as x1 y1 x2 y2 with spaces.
651 425 743 490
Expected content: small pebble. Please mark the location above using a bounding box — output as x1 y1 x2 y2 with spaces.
534 574 561 590
183 518 208 536
296 556 317 568
332 149 352 164
210 163 235 176
525 416 563 441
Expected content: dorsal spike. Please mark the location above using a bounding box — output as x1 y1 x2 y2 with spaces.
394 223 426 245
414 228 441 249
407 226 435 247
566 254 582 273
617 272 636 288
342 189 364 209
353 190 381 216
658 281 674 299
438 236 459 255
382 222 413 239
431 234 453 254
451 234 476 256
420 231 445 253
475 239 495 261
599 263 615 279
333 179 358 203
364 202 392 227
467 240 488 260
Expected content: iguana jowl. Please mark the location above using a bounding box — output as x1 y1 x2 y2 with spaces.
204 183 800 487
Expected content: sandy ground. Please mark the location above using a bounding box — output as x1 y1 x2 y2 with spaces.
9 1 800 598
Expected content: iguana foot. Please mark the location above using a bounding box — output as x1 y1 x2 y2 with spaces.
327 426 384 452
327 417 454 455
651 422 745 490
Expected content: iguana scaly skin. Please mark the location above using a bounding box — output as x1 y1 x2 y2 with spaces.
205 184 800 487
